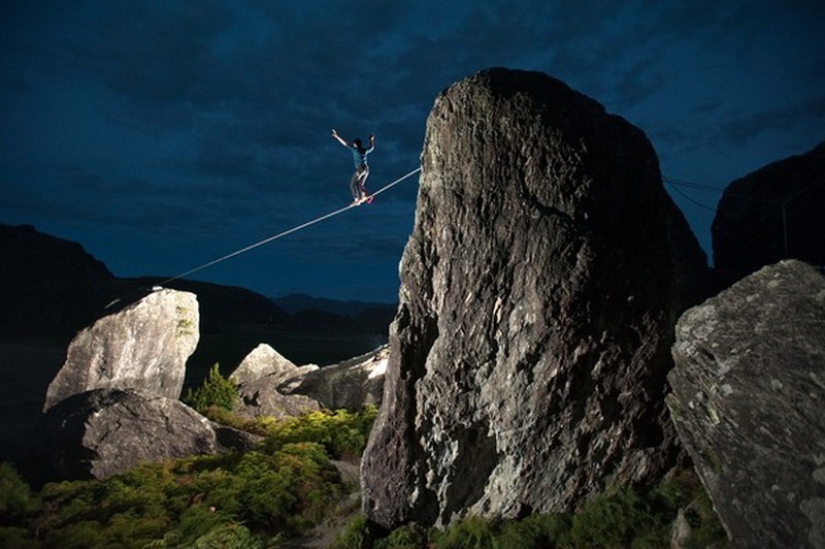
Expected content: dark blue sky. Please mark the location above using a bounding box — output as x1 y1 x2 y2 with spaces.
2 2 823 303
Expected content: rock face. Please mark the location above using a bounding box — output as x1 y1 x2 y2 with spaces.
289 345 388 410
230 343 321 418
230 343 388 417
43 289 199 412
361 68 708 528
667 259 825 549
712 141 825 287
42 388 259 480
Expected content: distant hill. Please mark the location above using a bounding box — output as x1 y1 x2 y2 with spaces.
0 223 395 467
0 223 393 370
0 224 289 338
273 293 396 317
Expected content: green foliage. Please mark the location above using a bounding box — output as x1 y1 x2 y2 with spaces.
183 363 238 413
0 462 37 520
0 525 37 548
432 515 497 549
261 406 379 459
358 467 729 549
20 443 342 546
569 488 663 547
329 515 370 549
1 406 382 547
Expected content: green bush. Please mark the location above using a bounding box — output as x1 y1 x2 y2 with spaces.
361 467 729 549
0 462 37 520
183 363 238 413
0 525 37 549
330 515 371 549
262 406 379 459
11 439 348 546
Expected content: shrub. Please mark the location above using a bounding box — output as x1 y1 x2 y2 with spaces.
569 488 660 546
262 406 379 459
432 515 497 549
183 363 237 413
376 522 429 549
366 467 729 549
330 515 371 549
0 462 36 520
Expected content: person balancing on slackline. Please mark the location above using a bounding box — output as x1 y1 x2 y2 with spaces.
332 128 374 205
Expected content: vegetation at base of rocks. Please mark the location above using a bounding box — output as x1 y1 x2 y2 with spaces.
183 363 238 412
203 404 379 461
331 467 730 549
0 406 377 548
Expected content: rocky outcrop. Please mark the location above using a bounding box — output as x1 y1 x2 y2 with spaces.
43 289 199 412
41 388 260 480
43 290 200 412
288 345 388 410
230 343 388 417
0 223 116 337
712 141 825 287
230 344 320 418
667 259 825 549
361 68 708 529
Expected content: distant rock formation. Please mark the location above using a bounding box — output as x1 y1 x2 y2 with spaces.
667 259 825 549
230 343 321 418
42 388 260 480
43 289 199 412
288 345 388 410
230 343 388 416
0 223 116 336
712 141 825 287
361 68 708 529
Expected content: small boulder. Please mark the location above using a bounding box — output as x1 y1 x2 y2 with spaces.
667 259 825 548
43 289 199 412
230 343 320 418
287 345 388 410
231 343 318 386
41 388 258 480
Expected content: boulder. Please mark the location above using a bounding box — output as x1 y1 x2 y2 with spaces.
667 259 825 549
232 342 318 385
361 68 708 529
43 289 199 412
287 345 388 410
41 388 260 480
230 343 320 418
712 141 825 287
230 343 388 417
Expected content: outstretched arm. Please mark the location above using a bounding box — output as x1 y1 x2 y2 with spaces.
366 133 375 153
331 128 348 147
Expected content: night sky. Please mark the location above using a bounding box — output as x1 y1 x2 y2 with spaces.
2 2 823 303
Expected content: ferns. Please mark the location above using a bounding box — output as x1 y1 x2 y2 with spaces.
0 406 377 547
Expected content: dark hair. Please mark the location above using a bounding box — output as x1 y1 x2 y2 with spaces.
353 138 363 147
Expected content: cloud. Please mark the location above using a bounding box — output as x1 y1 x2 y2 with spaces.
2 1 823 301
715 95 825 148
64 2 232 104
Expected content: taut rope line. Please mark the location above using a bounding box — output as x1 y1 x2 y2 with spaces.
157 166 422 286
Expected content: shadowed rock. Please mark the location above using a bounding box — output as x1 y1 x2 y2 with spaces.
230 343 388 417
287 345 388 410
712 141 825 287
41 388 260 480
43 289 199 412
668 259 825 549
361 68 708 529
230 343 320 418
